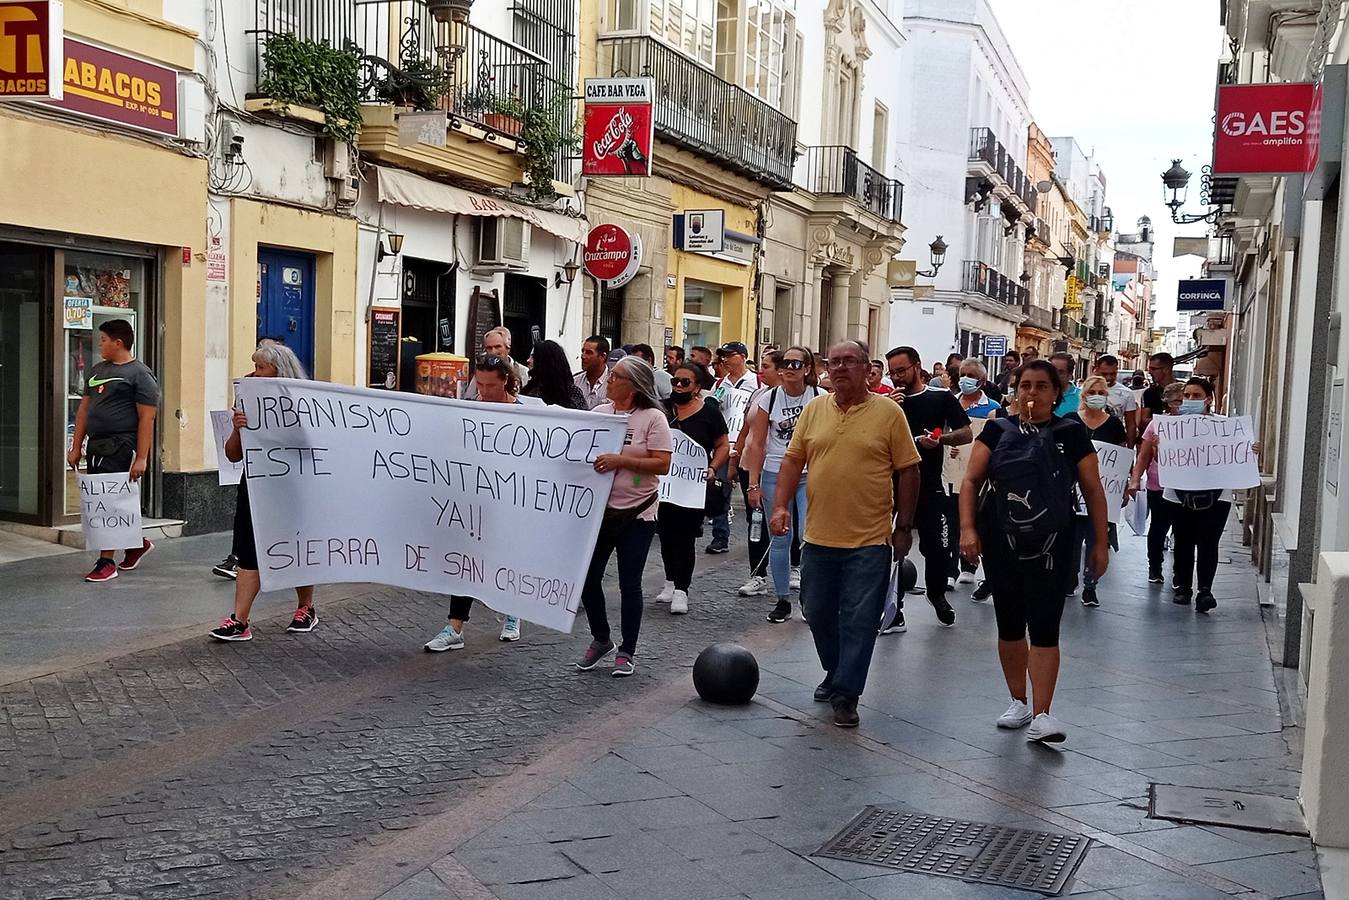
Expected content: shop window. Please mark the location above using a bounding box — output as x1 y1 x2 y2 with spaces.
0 243 44 520
504 274 547 364
401 257 455 356
682 281 723 350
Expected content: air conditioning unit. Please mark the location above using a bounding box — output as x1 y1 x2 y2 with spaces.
477 217 530 269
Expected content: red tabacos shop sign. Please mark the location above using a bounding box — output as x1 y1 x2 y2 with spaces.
1213 82 1315 175
0 0 63 100
582 78 655 177
48 38 179 136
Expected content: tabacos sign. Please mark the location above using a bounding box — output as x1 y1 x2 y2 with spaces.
582 78 655 177
584 224 642 288
1214 83 1315 175
50 38 178 136
0 0 63 100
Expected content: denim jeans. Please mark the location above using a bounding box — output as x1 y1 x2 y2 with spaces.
710 510 730 544
1070 517 1118 590
801 543 892 704
581 518 657 655
760 468 807 599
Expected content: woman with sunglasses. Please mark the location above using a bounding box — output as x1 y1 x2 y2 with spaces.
745 346 824 623
424 355 530 651
655 361 730 615
576 357 673 677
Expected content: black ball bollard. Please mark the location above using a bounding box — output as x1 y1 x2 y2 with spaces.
901 558 918 593
693 642 760 706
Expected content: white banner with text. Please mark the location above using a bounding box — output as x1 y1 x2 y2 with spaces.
79 473 142 551
659 430 708 510
1155 415 1260 491
210 410 244 486
235 380 626 632
1076 441 1133 524
719 388 754 438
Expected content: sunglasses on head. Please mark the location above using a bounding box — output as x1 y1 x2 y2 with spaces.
671 377 695 388
778 358 807 371
478 355 507 368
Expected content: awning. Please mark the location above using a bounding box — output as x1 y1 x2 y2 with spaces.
374 166 588 244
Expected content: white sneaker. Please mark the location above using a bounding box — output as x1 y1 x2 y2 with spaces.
946 578 957 591
499 616 521 642
738 575 768 596
655 581 676 603
957 571 976 585
996 698 1033 729
790 566 802 590
1026 712 1067 744
670 590 689 615
424 624 464 652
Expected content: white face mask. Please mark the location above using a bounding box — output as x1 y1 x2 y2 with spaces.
1085 395 1108 410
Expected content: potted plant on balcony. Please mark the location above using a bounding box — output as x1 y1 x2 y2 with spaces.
519 90 580 203
484 94 526 137
371 50 450 112
255 32 361 142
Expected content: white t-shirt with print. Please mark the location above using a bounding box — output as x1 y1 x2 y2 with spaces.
1107 382 1138 418
758 385 824 473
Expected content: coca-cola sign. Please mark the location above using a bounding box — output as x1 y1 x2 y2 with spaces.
584 224 640 286
583 78 655 177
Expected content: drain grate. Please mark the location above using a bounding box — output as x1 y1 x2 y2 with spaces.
815 806 1090 895
1149 784 1308 835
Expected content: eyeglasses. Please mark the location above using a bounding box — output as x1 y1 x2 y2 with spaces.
670 377 694 388
827 357 866 369
479 355 505 367
889 364 913 377
779 358 807 371
609 371 631 383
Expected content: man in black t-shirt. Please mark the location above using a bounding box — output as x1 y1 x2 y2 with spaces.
885 347 973 630
1140 352 1176 432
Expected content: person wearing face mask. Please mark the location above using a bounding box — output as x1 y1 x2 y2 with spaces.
745 346 824 623
1126 382 1186 585
653 362 730 615
1064 376 1127 607
948 360 1001 592
1125 378 1229 612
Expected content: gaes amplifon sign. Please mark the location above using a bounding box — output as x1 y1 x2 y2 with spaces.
1214 82 1314 175
48 38 178 136
0 0 62 100
1177 278 1228 312
584 224 642 288
582 78 655 177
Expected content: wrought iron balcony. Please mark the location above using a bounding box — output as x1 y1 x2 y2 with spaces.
598 36 797 189
962 260 1028 306
796 146 903 223
1022 303 1054 332
968 127 1037 212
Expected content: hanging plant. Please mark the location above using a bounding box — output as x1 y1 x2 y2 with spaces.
519 90 580 203
257 33 362 143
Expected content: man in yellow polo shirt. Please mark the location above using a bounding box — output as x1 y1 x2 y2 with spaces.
770 339 921 728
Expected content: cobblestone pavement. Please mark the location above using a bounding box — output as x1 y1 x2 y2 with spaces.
0 535 781 899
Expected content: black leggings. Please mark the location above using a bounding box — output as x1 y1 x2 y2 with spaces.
985 531 1071 648
947 492 975 575
1171 499 1231 593
448 596 476 621
658 503 704 590
581 517 658 655
1147 489 1175 570
739 469 770 573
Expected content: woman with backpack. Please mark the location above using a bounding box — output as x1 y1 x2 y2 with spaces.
745 346 825 624
1125 378 1228 613
654 361 730 615
1063 376 1127 608
959 360 1110 744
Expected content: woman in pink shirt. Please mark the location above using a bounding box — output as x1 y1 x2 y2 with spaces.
575 357 673 677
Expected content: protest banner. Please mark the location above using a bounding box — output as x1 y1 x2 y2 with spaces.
1076 441 1132 524
78 473 142 551
210 410 244 486
659 430 709 510
718 388 753 437
1155 414 1260 490
943 418 987 491
234 379 626 632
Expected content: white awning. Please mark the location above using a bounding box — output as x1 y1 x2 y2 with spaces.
374 166 587 244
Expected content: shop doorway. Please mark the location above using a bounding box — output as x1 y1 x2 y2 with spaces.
599 285 624 348
0 243 45 521
504 273 547 364
401 258 455 354
258 248 316 375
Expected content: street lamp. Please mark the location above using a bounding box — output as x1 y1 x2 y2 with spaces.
915 235 947 278
1161 158 1222 224
426 0 472 24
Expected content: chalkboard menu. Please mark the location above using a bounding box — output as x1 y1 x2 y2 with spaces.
367 307 402 390
466 286 502 369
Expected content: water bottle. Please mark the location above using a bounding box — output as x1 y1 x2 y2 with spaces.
751 506 764 539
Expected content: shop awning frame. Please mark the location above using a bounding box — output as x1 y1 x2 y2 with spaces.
373 167 588 244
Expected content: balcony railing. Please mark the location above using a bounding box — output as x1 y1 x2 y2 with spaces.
796 146 903 223
962 260 1029 306
968 127 1038 212
598 36 797 189
1022 303 1054 332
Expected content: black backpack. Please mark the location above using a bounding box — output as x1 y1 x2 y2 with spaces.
986 418 1077 560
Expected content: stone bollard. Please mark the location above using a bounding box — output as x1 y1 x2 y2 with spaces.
1301 552 1349 846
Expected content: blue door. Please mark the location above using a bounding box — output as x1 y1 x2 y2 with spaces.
257 248 316 375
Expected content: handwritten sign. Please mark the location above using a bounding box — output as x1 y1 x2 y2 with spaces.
1077 441 1133 524
659 430 708 509
1155 415 1260 490
234 379 625 632
78 473 142 550
943 418 987 491
210 410 244 486
719 387 754 437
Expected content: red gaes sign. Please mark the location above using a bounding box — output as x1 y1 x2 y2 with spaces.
0 0 63 100
582 78 655 177
1214 82 1315 175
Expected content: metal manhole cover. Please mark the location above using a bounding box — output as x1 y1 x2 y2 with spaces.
814 807 1089 895
1149 784 1308 835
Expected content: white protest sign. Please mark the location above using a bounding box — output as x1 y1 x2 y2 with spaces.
1155 414 1260 490
1124 489 1148 537
1076 441 1133 524
943 418 987 491
660 430 708 510
78 473 142 551
718 388 753 437
235 379 626 632
210 410 244 486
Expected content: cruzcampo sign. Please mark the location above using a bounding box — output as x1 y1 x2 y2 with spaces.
0 0 63 100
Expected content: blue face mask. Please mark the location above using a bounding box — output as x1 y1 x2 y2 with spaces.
1179 399 1207 415
958 376 981 395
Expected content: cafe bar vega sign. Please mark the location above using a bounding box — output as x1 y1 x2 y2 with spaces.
0 0 63 100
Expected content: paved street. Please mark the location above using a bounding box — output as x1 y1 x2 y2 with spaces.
0 521 1322 899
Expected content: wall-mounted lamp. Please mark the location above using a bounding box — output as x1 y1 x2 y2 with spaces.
914 235 947 278
426 0 473 24
556 258 581 287
378 232 405 262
